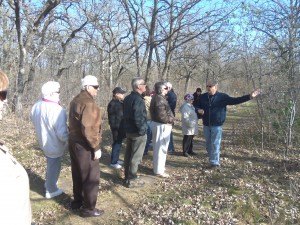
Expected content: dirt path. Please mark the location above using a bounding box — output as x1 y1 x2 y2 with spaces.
29 129 202 225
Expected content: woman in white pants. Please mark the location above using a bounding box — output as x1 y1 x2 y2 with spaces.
150 82 174 178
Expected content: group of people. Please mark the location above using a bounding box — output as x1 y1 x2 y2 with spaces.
0 70 260 221
107 78 260 182
31 75 104 217
182 81 260 168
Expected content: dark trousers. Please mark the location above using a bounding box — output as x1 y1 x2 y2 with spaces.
69 142 100 211
124 133 147 180
182 135 194 154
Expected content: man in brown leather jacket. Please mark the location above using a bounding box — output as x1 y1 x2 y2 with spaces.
68 75 104 217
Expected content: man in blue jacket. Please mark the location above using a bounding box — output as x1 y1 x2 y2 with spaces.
197 80 260 168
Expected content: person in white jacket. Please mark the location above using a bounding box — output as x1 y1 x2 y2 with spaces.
31 81 69 199
0 70 32 224
179 94 199 157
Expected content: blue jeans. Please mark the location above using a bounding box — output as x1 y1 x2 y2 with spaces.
45 156 61 193
144 121 152 155
110 129 125 164
168 131 175 152
203 126 222 166
111 142 123 164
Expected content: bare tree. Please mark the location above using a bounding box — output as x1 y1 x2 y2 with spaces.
249 0 300 153
154 0 239 81
11 0 61 113
121 0 143 76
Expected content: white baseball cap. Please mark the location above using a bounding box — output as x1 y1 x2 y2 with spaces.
81 75 99 89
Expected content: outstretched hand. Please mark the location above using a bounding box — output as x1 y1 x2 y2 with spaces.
251 89 261 99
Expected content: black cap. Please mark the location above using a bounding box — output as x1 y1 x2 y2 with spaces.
112 87 126 94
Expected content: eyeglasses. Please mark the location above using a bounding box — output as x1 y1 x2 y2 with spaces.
0 90 8 101
164 87 168 90
91 85 99 90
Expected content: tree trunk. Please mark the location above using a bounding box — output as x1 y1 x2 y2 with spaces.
145 0 158 82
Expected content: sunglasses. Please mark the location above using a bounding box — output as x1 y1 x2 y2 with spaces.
206 85 214 88
164 87 168 90
91 85 99 90
0 90 8 101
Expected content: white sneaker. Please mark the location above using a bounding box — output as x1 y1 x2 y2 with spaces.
156 173 170 178
117 160 124 165
110 163 122 169
45 188 63 199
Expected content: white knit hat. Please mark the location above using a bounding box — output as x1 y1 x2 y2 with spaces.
81 75 99 89
41 81 60 97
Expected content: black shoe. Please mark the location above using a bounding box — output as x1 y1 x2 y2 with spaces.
123 179 130 188
183 153 191 157
124 178 145 188
80 208 104 218
210 164 220 168
209 164 221 170
70 201 82 210
189 151 197 156
168 150 175 155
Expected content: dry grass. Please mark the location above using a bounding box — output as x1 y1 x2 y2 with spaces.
0 104 299 225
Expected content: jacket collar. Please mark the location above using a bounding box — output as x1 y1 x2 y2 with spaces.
132 91 143 98
81 90 94 100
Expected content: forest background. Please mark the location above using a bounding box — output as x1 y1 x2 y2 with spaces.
1 0 299 151
0 0 299 224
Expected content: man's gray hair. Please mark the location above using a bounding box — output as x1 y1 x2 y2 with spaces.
206 79 218 86
131 77 145 90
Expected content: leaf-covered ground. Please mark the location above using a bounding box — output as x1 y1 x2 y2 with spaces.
0 104 299 225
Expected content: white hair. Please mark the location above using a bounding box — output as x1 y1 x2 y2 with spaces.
165 82 172 89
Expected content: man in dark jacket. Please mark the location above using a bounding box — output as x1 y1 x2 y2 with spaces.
197 80 260 168
193 87 202 119
123 77 148 188
68 75 104 217
107 87 127 169
165 82 177 154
